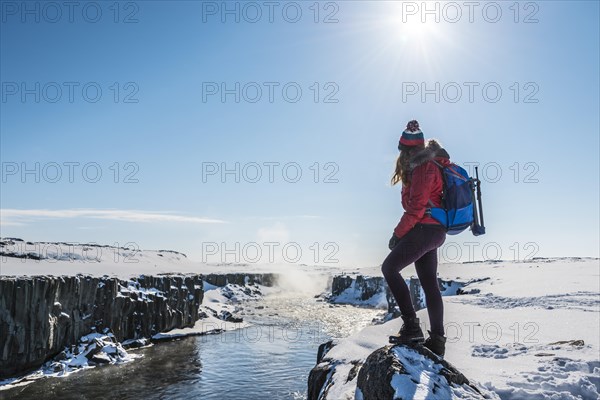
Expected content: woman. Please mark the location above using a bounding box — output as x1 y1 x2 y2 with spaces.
382 120 449 357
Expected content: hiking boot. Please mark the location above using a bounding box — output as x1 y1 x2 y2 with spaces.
389 316 424 345
423 330 446 358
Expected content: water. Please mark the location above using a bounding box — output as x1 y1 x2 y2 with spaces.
1 294 383 400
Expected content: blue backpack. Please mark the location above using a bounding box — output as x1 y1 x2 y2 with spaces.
427 161 485 236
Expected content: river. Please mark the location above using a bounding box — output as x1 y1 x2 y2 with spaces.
1 293 383 400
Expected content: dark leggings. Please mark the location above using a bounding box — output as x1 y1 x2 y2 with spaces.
381 223 447 335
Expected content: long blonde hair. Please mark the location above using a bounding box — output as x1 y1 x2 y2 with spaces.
391 144 424 186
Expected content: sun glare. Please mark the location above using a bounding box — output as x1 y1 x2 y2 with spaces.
393 10 441 47
372 3 463 81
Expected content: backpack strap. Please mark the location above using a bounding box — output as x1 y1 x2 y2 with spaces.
434 160 470 182
426 161 444 214
431 160 444 169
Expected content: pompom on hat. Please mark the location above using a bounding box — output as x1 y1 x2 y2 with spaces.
399 120 425 148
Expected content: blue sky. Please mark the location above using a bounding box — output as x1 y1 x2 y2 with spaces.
1 1 599 267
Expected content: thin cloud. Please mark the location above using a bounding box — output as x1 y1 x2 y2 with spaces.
0 220 25 226
0 209 228 225
244 215 322 221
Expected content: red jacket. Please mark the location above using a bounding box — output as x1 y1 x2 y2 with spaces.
394 156 451 239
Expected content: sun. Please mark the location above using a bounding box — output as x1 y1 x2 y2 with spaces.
370 3 463 82
395 14 440 46
378 1 446 48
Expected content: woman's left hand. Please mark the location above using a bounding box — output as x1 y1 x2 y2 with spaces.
388 233 400 250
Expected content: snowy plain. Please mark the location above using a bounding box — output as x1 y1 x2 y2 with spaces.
1 239 598 399
321 258 600 399
0 239 343 278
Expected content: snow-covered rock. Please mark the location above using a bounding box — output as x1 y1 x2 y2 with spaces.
356 344 497 399
1 332 140 388
328 274 467 314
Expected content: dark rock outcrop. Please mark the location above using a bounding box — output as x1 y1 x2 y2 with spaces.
331 275 388 301
308 341 494 399
330 275 467 315
307 340 336 400
331 275 354 297
0 274 203 379
308 362 334 400
329 275 421 313
308 362 336 400
356 346 403 399
356 345 489 399
202 273 277 288
316 340 335 364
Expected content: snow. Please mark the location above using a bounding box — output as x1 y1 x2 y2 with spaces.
0 332 139 390
119 280 166 299
0 239 345 278
151 316 246 340
153 283 265 340
316 258 600 399
390 346 482 399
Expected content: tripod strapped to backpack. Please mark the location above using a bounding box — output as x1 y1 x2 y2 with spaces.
470 166 486 236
